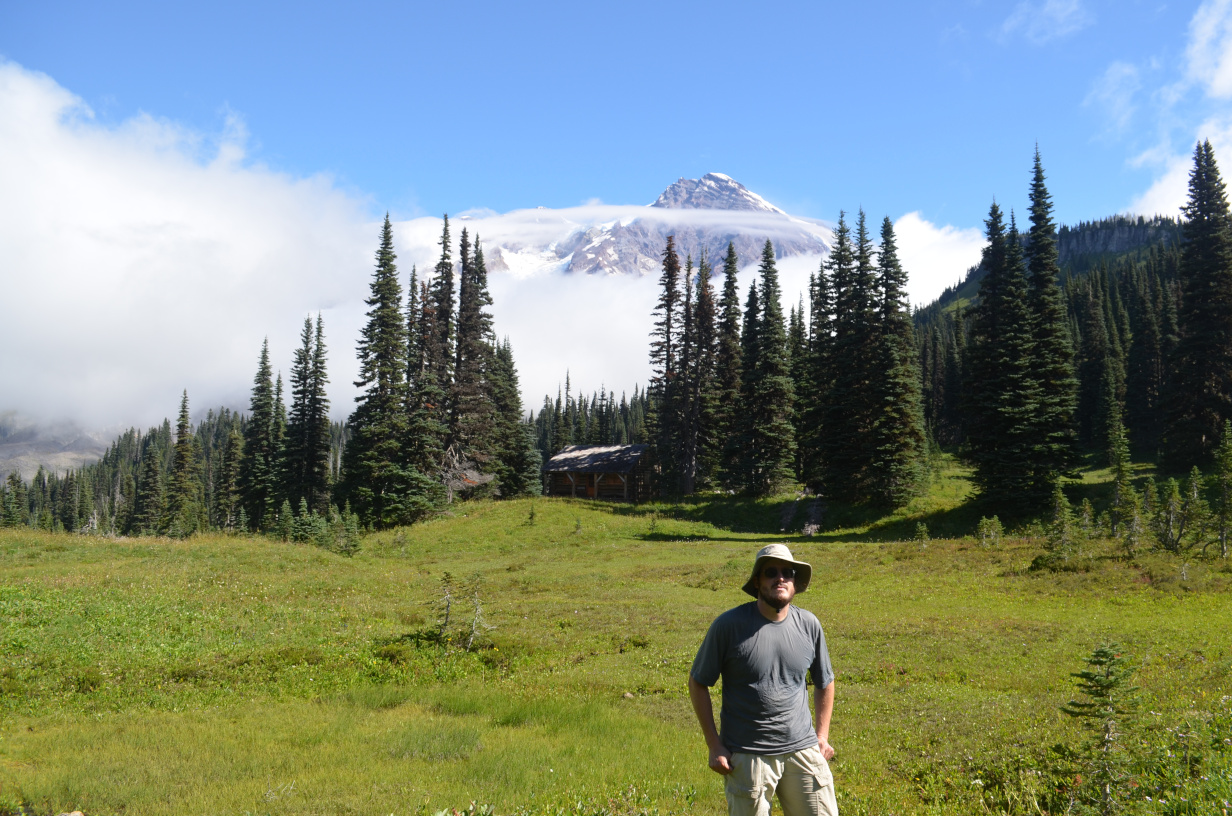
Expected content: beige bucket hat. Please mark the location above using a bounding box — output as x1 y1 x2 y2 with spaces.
742 543 812 597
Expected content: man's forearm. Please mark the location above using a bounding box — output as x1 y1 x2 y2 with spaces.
687 675 724 750
815 680 835 741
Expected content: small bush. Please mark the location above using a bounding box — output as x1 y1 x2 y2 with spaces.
976 515 1003 547
71 667 102 694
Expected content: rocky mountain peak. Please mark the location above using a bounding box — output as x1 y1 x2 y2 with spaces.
651 172 785 214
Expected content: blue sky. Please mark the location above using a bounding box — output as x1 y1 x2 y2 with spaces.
3 0 1232 429
1 1 1221 224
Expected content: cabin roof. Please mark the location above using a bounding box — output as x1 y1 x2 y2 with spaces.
544 444 649 473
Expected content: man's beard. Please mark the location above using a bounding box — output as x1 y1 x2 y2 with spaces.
759 586 790 610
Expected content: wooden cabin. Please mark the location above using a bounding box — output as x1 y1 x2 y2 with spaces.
544 444 653 502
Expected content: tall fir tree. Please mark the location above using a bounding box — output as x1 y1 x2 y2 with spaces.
965 204 1041 513
237 339 280 530
822 211 880 501
735 240 796 495
648 236 683 491
689 252 719 488
162 391 203 536
427 215 457 399
1163 140 1232 470
130 440 164 535
800 260 835 490
866 216 926 505
1025 149 1079 503
714 242 744 485
214 426 243 531
285 315 332 514
489 338 542 496
404 275 448 501
341 215 436 528
451 232 498 464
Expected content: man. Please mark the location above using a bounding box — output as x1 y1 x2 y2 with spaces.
689 543 837 816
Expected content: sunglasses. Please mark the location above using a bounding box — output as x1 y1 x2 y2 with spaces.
761 566 797 581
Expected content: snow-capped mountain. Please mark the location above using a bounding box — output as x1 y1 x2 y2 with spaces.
651 172 785 214
395 174 832 280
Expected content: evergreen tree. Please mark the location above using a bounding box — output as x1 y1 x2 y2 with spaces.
1026 149 1080 500
735 240 796 494
238 339 279 530
714 242 744 484
341 215 436 528
649 236 683 491
215 426 243 531
130 442 164 535
800 260 834 490
489 338 542 496
2 471 28 528
451 233 498 464
787 298 808 480
1061 644 1140 816
1163 140 1232 470
405 271 448 490
307 315 331 509
965 205 1041 514
823 211 880 501
162 390 203 537
427 215 456 397
690 253 719 488
285 315 332 514
866 216 926 506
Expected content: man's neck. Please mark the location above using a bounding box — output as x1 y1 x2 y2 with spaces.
756 598 791 622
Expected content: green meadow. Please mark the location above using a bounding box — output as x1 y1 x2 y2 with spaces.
1 462 1230 815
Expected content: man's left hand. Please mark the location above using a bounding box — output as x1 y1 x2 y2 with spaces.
817 736 835 761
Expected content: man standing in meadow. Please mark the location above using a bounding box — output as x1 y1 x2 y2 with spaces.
688 543 837 816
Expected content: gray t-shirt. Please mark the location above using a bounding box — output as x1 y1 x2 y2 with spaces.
690 602 833 754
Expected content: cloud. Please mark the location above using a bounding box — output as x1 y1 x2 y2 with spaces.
1128 116 1232 216
0 61 374 429
893 213 985 308
1186 0 1232 98
1001 0 1093 45
1124 1 1232 215
1085 61 1141 133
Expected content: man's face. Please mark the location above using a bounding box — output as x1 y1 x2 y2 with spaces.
757 559 797 610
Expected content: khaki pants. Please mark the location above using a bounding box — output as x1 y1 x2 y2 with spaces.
724 745 838 816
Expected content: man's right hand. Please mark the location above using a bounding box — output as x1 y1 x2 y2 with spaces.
708 746 733 775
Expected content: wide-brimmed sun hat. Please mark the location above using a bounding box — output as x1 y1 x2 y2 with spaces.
742 543 812 597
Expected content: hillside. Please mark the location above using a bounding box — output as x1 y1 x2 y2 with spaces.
914 214 1181 323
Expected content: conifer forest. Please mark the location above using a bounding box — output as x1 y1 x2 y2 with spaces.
6 143 1232 545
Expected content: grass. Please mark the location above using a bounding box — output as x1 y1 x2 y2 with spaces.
1 464 1230 814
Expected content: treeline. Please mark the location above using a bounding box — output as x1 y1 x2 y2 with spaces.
1 215 540 535
529 379 650 461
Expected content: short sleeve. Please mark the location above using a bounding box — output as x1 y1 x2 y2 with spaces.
809 621 834 689
690 616 726 687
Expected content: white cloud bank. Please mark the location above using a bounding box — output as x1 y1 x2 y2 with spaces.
0 60 985 435
893 213 985 307
0 61 373 429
